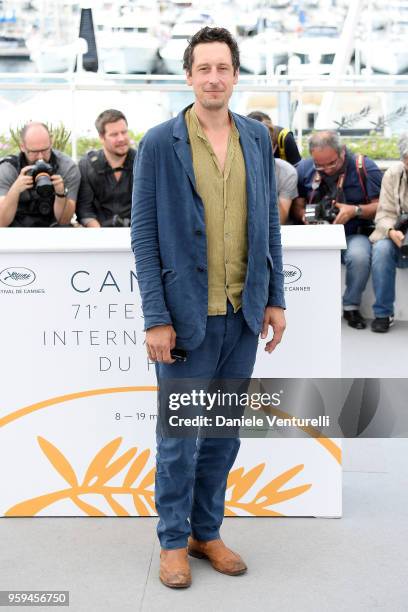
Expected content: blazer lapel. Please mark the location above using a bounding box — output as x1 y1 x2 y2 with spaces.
233 114 258 239
172 105 197 191
173 140 197 190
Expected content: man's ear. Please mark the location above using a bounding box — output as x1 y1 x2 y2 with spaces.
233 68 239 84
186 70 192 86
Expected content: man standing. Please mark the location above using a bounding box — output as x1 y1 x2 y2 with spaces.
77 109 136 227
0 122 79 227
131 27 286 588
369 133 408 332
293 131 382 330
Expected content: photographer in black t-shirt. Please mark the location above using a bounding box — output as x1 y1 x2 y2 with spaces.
77 109 136 227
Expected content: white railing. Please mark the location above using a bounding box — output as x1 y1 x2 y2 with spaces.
2 71 408 161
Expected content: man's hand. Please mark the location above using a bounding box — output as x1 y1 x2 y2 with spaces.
333 203 357 225
13 166 34 194
145 324 177 364
51 174 65 195
261 306 286 353
389 228 405 248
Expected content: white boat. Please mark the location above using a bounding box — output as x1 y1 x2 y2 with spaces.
235 9 260 37
360 40 408 75
359 23 408 74
27 37 86 73
267 0 291 8
25 0 81 73
159 17 213 74
288 25 340 76
96 13 162 74
239 11 292 75
239 31 290 75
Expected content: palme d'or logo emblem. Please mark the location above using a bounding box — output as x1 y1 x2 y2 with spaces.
1 387 341 517
5 436 314 517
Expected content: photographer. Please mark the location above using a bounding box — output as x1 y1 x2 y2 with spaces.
247 111 298 223
293 131 382 330
370 133 408 333
76 109 136 227
247 110 302 166
0 122 80 227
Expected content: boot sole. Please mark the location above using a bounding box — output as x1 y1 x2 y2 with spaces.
188 549 247 575
159 576 191 588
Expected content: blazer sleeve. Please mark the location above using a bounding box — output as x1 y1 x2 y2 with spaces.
131 137 173 330
267 137 286 309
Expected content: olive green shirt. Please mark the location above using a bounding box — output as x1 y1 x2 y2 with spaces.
185 106 248 315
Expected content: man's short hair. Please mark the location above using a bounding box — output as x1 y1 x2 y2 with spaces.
398 133 408 160
309 131 343 156
247 110 279 149
247 110 271 123
95 109 128 136
182 26 240 75
20 122 50 143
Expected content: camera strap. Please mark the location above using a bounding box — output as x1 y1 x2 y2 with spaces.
355 154 369 204
309 170 346 209
308 171 322 204
336 173 346 204
397 167 406 216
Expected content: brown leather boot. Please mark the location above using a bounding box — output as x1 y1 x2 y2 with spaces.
188 537 247 576
159 548 191 588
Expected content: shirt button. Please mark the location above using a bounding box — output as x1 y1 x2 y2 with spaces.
195 230 203 236
197 266 205 272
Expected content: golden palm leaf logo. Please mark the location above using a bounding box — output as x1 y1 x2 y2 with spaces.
5 437 155 517
225 464 312 516
5 437 311 517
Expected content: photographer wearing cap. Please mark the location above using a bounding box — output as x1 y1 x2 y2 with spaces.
369 133 408 333
76 109 136 228
293 131 383 330
0 122 80 227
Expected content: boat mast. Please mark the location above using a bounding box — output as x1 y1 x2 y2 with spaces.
315 0 364 129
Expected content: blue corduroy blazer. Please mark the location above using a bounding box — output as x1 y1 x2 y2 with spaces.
131 105 285 350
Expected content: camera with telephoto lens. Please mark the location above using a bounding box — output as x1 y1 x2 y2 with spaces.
394 213 408 258
101 215 130 227
305 196 339 224
27 160 54 199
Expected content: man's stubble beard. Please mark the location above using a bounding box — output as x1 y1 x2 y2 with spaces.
200 97 228 111
105 143 129 160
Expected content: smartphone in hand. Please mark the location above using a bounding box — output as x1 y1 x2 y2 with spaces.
170 348 187 362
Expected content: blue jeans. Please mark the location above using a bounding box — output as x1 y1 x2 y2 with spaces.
155 302 259 550
372 238 408 317
341 234 372 310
